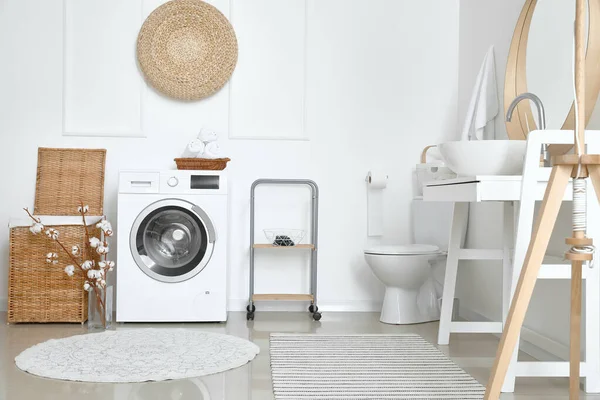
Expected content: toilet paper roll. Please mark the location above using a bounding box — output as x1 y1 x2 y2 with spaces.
366 171 388 236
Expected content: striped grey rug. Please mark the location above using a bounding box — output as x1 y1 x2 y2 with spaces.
270 334 485 399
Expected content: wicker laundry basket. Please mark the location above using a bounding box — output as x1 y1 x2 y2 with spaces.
34 148 106 215
7 148 107 323
8 220 103 323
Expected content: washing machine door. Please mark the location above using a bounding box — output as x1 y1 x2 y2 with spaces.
130 199 216 283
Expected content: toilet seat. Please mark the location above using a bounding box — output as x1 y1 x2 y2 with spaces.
364 244 439 256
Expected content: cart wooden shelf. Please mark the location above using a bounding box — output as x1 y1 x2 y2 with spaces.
247 179 320 321
252 294 314 302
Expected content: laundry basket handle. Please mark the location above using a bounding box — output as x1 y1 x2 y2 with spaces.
420 145 437 164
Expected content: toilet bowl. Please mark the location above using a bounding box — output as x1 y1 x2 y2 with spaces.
365 244 444 324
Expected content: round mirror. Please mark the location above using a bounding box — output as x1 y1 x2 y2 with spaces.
527 0 579 129
505 0 600 142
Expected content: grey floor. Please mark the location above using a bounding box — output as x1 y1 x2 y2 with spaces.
0 311 594 399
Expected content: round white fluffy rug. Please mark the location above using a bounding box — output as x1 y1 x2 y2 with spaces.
15 328 260 383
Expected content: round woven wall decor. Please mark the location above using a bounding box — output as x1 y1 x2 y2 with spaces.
137 0 238 101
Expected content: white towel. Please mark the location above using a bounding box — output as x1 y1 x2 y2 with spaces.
181 140 205 158
201 142 221 159
461 46 499 140
198 128 218 143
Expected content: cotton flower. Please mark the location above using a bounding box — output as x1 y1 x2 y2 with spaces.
98 261 106 269
46 252 58 264
81 260 93 270
77 205 89 213
98 279 106 288
83 281 92 291
96 220 112 234
106 260 115 271
96 244 109 255
87 270 102 279
71 245 80 256
45 228 59 240
64 265 75 277
89 237 101 248
29 222 44 235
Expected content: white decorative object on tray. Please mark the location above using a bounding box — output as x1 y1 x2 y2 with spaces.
415 163 456 196
263 229 306 246
15 329 259 383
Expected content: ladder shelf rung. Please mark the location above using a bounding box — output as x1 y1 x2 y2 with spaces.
449 321 503 333
458 249 504 260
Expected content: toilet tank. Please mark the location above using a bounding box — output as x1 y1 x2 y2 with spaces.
412 200 455 252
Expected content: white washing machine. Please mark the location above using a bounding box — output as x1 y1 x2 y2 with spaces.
116 170 228 322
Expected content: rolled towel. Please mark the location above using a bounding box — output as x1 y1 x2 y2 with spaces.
198 128 218 143
181 139 205 158
201 141 221 159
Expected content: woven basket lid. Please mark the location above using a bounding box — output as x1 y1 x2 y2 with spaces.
137 0 238 101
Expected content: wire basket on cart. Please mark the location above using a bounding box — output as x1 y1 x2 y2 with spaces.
263 229 306 247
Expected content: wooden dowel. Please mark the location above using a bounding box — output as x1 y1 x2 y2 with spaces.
571 2 587 397
570 259 583 399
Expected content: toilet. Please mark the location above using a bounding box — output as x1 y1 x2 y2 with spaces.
364 200 454 325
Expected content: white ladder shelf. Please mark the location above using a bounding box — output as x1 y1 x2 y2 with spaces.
424 131 600 393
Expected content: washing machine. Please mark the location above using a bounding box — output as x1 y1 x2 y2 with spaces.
116 170 228 322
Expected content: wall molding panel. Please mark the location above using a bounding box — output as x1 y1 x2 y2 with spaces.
62 0 144 137
228 0 308 140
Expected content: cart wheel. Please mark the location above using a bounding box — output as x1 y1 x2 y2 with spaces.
312 312 322 321
309 304 318 313
246 304 256 313
246 312 255 321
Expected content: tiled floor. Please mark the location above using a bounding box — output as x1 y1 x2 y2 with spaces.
0 311 595 399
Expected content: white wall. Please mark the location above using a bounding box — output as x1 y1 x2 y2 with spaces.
457 0 576 351
0 0 460 312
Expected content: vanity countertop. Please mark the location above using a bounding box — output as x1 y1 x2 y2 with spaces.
422 171 573 202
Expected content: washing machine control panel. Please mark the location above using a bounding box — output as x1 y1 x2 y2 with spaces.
118 171 228 194
163 171 227 194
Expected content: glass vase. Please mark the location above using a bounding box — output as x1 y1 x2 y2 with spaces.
88 285 113 331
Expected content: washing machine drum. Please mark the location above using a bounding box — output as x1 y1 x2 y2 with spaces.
130 199 216 283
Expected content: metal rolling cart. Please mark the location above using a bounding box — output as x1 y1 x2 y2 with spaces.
246 179 321 321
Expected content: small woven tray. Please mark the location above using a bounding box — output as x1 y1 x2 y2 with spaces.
174 158 231 171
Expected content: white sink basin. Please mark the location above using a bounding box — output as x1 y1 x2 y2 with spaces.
438 140 527 176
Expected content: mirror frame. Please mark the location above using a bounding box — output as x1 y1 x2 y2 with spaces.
505 0 600 153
